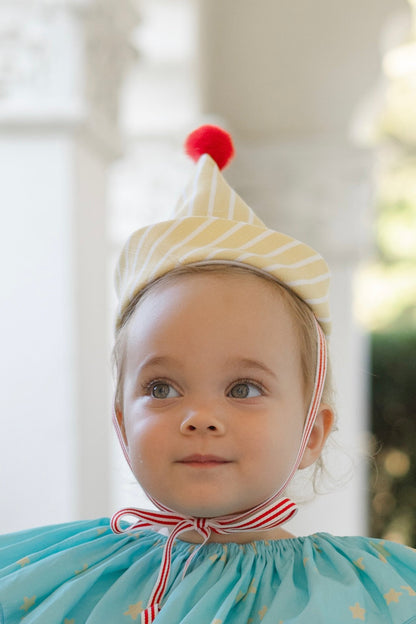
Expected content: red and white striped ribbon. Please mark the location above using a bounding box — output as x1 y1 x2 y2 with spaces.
111 318 327 623
111 496 297 623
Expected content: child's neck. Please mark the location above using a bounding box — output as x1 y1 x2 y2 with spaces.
176 526 296 544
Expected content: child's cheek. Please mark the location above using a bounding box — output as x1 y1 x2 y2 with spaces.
125 415 158 467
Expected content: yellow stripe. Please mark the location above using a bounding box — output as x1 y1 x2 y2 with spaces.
182 223 247 262
147 219 217 282
128 220 182 300
266 254 323 271
286 272 331 287
238 237 300 257
123 225 155 293
237 229 272 250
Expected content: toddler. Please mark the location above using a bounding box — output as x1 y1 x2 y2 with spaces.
0 126 415 624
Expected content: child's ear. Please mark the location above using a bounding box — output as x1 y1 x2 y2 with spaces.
298 404 334 469
114 405 129 450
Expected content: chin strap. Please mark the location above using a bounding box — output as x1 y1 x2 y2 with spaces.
111 319 327 624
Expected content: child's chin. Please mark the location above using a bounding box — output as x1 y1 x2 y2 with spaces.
169 501 244 519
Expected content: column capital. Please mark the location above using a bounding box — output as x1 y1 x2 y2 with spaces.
0 0 138 157
228 137 374 262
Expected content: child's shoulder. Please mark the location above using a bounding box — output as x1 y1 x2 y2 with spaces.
310 531 416 565
0 518 110 560
0 517 157 566
296 532 416 623
300 531 416 582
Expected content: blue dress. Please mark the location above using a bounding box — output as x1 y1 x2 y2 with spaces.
0 518 416 623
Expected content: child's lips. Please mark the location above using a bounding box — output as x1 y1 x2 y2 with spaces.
177 454 232 467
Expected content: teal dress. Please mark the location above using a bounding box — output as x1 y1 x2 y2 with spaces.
1 518 416 623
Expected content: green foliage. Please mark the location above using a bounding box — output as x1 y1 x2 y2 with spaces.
370 331 416 546
376 156 416 264
366 0 416 548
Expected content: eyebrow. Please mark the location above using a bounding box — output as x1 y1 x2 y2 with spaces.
224 357 277 380
137 355 183 373
136 355 277 380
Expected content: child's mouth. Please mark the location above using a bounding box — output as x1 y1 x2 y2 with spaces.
178 454 231 467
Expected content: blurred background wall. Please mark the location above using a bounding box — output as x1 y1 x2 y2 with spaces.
1 0 414 541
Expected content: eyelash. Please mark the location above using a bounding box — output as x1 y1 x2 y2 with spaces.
141 378 178 396
227 379 266 397
140 378 266 397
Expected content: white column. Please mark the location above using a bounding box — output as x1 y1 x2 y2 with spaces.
196 0 407 535
0 0 137 531
197 0 403 139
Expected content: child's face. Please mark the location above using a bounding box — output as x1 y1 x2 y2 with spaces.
117 272 312 518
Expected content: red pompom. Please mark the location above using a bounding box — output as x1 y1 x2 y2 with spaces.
184 125 235 170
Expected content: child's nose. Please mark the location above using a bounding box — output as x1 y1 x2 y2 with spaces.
179 404 226 435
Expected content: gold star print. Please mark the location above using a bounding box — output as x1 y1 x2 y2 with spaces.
243 579 257 600
220 545 228 562
235 591 245 603
303 556 318 573
75 563 88 575
250 542 258 555
124 601 143 620
384 588 403 605
209 553 219 563
349 602 365 620
212 620 223 624
353 557 365 571
17 556 30 567
258 605 268 620
401 585 416 596
20 596 36 612
370 541 390 563
97 527 107 535
64 619 75 624
249 580 257 594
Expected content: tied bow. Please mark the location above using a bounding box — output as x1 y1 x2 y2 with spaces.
111 319 327 624
111 494 297 624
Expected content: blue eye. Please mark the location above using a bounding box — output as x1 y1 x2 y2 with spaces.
149 382 180 399
228 382 262 399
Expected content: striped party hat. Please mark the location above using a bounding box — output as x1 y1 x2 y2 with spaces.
115 125 331 333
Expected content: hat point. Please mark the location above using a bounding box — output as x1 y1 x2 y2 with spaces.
185 125 235 170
